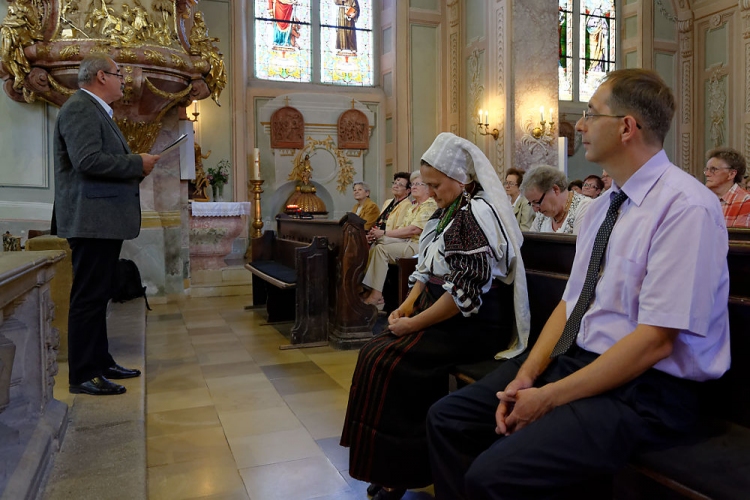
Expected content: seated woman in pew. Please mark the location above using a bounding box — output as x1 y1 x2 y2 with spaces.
522 165 592 235
361 172 437 308
341 132 531 500
367 171 413 244
351 181 380 230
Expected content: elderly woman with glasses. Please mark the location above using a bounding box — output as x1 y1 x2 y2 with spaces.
521 165 593 235
351 181 380 230
367 172 413 244
505 168 534 231
362 172 437 308
341 133 531 500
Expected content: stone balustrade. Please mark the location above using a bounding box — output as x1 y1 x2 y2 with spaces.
0 251 67 499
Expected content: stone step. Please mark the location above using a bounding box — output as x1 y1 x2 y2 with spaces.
43 300 146 500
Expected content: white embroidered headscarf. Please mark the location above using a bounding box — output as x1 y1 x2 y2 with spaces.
421 132 530 359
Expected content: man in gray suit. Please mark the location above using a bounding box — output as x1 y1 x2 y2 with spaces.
53 54 160 395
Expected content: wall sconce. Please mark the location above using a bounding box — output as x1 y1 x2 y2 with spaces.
477 109 499 140
188 101 200 122
521 106 556 154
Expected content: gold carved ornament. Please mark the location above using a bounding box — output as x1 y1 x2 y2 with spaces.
289 136 355 194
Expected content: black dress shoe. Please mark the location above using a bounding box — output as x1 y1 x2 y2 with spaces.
372 488 406 500
367 484 383 496
70 376 126 395
103 363 141 379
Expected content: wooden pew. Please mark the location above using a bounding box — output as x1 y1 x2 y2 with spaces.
247 231 329 347
272 213 378 348
452 230 750 499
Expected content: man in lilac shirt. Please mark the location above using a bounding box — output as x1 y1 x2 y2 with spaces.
426 69 730 499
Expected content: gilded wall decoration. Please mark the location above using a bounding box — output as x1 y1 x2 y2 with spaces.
337 108 369 150
0 0 226 151
270 106 305 149
655 0 677 23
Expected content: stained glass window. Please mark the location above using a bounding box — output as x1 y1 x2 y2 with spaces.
255 0 312 82
559 0 573 101
320 0 373 85
580 0 616 102
558 0 616 102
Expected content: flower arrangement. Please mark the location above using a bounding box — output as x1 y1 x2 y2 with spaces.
207 159 230 188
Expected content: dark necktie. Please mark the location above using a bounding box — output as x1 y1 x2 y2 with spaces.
550 190 629 357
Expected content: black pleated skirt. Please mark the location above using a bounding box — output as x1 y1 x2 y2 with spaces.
340 281 514 489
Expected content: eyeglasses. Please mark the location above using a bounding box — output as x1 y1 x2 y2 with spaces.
392 181 409 188
703 166 734 175
528 190 548 208
582 183 600 189
103 70 124 81
504 181 518 187
411 182 426 187
582 109 642 129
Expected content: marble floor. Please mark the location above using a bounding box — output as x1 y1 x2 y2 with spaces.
145 295 435 500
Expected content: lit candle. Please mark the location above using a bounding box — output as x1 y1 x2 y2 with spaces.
549 108 554 122
484 110 489 125
193 101 198 117
478 109 483 124
540 106 545 122
253 148 260 180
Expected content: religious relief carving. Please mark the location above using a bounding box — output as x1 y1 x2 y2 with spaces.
270 106 305 149
709 14 723 30
292 136 355 194
41 289 59 401
190 142 211 201
708 68 727 148
467 49 485 143
0 1 225 150
337 108 369 149
447 0 459 27
450 33 458 114
655 0 676 23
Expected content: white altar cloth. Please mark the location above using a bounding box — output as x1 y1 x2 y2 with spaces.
190 202 252 217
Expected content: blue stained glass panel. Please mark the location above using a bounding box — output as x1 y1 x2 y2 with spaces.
320 0 374 86
255 0 312 82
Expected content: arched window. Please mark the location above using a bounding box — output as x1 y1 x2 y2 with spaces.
559 0 617 102
254 0 374 86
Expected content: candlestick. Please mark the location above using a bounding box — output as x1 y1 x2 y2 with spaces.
249 179 264 239
253 148 260 180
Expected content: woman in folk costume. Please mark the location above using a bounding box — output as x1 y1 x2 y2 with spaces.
340 133 530 500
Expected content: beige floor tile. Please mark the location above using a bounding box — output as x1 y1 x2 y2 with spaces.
217 405 303 438
269 373 343 396
183 318 229 329
305 350 361 368
147 365 207 394
227 426 323 468
239 456 349 500
283 388 351 416
147 405 221 438
147 386 214 414
200 360 262 380
190 339 247 354
147 426 233 467
197 349 254 366
148 456 247 500
189 332 239 344
213 387 288 413
246 346 311 366
296 407 347 440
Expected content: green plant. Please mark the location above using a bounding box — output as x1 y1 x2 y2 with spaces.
207 159 230 187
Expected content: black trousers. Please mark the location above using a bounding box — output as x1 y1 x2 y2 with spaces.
426 348 700 500
67 238 121 385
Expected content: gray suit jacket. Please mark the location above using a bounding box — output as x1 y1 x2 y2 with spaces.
53 90 144 240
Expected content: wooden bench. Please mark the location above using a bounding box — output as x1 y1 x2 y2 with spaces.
273 213 378 348
452 231 750 500
247 230 329 347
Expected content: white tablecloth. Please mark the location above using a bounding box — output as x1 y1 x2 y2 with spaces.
190 202 252 217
